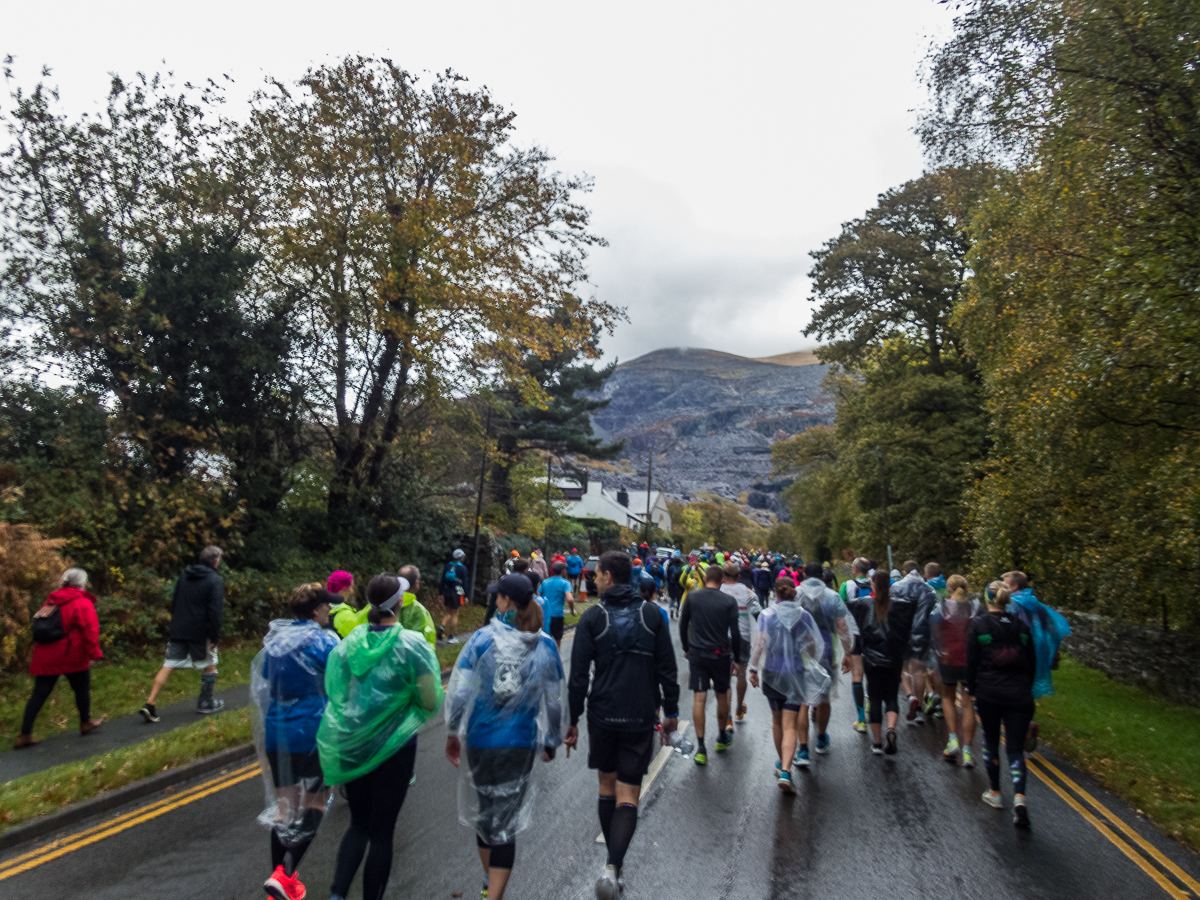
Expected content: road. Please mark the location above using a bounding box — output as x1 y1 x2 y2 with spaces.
4 610 1200 900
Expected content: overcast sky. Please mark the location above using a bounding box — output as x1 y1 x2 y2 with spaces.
5 0 954 364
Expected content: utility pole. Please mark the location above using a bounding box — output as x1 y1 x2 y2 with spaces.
643 446 653 545
468 407 492 605
875 446 894 572
545 453 554 550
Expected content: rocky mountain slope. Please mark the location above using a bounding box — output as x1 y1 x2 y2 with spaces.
584 348 833 520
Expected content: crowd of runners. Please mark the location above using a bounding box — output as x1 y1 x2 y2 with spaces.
14 541 1072 900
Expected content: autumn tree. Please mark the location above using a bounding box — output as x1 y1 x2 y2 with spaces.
244 58 619 528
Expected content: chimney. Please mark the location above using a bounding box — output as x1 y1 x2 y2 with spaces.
617 489 629 507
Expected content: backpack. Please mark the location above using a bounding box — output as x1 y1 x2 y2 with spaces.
33 604 66 644
598 599 656 659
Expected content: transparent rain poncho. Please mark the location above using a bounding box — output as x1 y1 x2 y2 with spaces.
749 602 831 707
796 578 858 700
250 619 340 844
317 623 444 785
445 618 565 845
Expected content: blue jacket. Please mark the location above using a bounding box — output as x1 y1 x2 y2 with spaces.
566 555 584 576
259 620 339 754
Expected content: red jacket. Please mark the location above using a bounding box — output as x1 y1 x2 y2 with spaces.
30 587 103 676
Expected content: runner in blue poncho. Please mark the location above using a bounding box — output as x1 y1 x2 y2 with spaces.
1003 570 1071 752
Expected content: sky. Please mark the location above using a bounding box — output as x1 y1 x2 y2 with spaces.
4 0 956 364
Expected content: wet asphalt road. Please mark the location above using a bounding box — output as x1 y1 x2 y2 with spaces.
5 607 1200 900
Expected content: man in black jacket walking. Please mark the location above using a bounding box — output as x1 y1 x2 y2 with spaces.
565 551 679 900
678 564 743 764
140 546 226 722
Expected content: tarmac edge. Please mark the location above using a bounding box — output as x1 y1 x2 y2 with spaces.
0 743 256 852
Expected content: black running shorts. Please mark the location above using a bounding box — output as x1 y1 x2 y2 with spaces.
549 616 564 643
266 748 325 791
689 655 732 694
762 681 802 713
587 722 656 786
939 664 968 687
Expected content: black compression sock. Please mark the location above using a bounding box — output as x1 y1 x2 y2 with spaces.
696 737 706 751
606 803 639 869
800 743 808 752
271 831 286 869
598 795 616 844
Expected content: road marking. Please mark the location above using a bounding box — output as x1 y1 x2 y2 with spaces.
596 721 690 843
1027 758 1190 900
0 761 261 882
1030 753 1200 897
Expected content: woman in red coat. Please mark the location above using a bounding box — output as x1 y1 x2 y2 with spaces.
15 568 105 747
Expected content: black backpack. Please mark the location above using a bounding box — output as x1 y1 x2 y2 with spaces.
32 605 66 644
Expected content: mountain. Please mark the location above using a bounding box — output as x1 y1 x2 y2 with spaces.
584 348 833 520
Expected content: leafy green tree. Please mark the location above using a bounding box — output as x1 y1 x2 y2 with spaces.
922 0 1200 624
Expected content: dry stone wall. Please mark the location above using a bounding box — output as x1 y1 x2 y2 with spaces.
1064 612 1200 709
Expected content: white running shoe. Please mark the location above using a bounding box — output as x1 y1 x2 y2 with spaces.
595 864 620 900
982 790 1004 809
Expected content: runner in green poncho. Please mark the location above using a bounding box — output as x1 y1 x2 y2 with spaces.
319 573 443 900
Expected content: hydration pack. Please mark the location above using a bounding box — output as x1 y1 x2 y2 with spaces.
598 600 655 658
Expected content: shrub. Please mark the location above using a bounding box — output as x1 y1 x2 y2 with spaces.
0 523 68 671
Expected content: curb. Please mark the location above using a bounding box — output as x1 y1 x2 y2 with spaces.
0 743 256 852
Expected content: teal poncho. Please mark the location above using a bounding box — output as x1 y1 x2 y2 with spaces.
317 624 444 785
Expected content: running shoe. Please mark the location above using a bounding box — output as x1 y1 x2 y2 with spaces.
981 790 1004 809
793 748 810 768
774 759 784 777
906 695 920 721
694 750 708 766
815 734 830 755
735 704 747 723
853 720 868 734
481 883 488 899
595 864 620 900
884 728 898 755
922 693 939 717
447 635 461 644
264 866 306 900
716 730 733 752
777 770 796 794
871 743 884 755
943 737 960 760
962 747 975 768
1025 722 1040 753
139 703 160 724
912 712 925 726
1013 799 1031 829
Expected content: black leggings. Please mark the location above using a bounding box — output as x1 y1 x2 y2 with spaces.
864 664 902 725
976 698 1035 795
22 670 90 735
330 737 417 900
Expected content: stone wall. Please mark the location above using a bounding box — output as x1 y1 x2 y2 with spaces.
1064 612 1200 709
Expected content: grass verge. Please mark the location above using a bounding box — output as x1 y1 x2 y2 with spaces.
1039 656 1200 852
0 706 252 833
0 642 259 749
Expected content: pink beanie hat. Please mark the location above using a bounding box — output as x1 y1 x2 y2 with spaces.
326 570 354 593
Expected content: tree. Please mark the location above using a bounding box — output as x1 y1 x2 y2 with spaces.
922 0 1200 624
489 312 623 519
244 57 619 528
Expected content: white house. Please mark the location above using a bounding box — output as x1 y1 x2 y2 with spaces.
553 478 672 533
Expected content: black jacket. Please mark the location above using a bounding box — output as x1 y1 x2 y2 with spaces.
665 559 685 599
966 611 1036 705
169 564 224 644
568 584 680 731
678 587 742 661
844 593 918 670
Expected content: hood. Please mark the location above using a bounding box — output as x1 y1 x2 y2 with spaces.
184 564 216 580
341 623 402 677
927 575 947 590
798 578 828 604
263 618 325 657
46 586 95 606
773 600 809 631
487 616 543 649
600 583 640 606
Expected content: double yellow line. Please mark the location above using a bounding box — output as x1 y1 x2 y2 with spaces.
1027 753 1200 899
0 761 260 882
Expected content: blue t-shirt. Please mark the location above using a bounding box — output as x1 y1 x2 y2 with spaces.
262 621 339 754
566 555 584 576
539 576 571 620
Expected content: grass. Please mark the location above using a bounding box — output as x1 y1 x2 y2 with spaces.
1039 656 1200 852
0 706 252 833
0 641 260 749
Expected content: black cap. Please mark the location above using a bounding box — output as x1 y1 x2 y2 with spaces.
487 573 534 606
